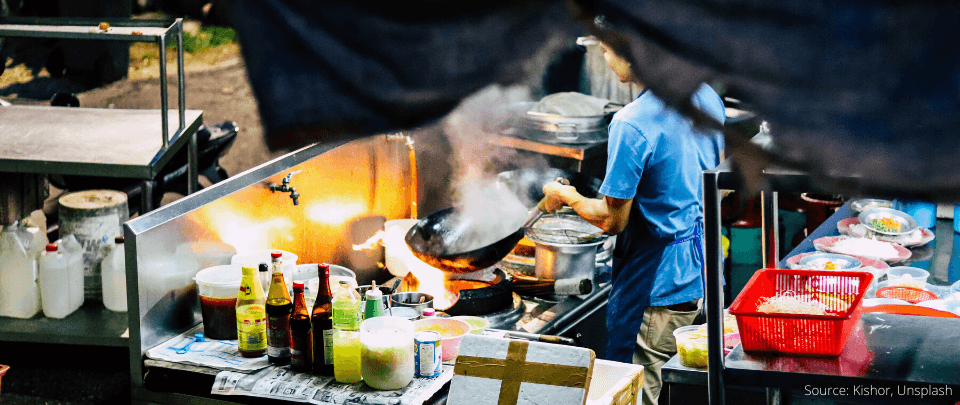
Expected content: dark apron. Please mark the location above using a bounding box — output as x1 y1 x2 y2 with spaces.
605 221 704 363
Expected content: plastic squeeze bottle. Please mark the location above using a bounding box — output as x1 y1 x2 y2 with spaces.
237 265 267 358
265 253 293 365
101 237 127 312
332 279 362 383
363 281 385 320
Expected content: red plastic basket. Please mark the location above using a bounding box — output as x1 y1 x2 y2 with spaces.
728 268 873 357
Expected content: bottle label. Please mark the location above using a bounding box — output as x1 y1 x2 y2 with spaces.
332 304 359 330
291 330 310 367
267 314 291 356
237 305 267 352
323 329 334 365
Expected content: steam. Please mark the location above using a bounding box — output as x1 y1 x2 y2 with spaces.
440 85 544 253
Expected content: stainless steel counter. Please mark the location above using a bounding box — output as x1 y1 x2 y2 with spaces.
667 200 960 404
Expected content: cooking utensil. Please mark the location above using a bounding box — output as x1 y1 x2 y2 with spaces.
496 168 602 207
858 207 919 236
492 329 577 345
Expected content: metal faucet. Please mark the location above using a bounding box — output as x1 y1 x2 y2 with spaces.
268 170 301 206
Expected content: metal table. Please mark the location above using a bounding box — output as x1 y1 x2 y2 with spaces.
698 160 960 404
488 133 607 180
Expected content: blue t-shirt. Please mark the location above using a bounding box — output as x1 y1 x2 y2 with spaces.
600 83 724 307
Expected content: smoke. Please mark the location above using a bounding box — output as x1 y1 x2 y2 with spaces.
439 84 547 253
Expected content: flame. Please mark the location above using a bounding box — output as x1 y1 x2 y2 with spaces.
203 207 295 253
397 269 458 310
400 272 420 292
352 230 385 251
307 200 367 226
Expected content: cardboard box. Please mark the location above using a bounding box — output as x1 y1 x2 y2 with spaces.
448 334 595 405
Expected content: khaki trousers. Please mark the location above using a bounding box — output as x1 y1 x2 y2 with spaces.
632 299 702 405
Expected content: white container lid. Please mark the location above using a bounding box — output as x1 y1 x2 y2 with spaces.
194 265 244 298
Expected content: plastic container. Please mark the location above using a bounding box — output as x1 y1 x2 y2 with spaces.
895 200 936 229
414 318 471 361
452 316 490 335
674 325 709 368
885 267 929 288
0 225 41 319
387 306 421 321
876 286 938 304
59 235 86 310
194 265 243 340
728 268 873 356
101 237 127 312
231 250 297 289
39 244 79 319
359 316 415 390
585 359 644 405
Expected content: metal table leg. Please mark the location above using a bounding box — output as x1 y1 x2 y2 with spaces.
704 171 725 405
762 190 780 268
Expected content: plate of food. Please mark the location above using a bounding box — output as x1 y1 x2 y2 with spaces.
837 217 934 247
796 253 862 270
858 208 919 236
785 251 889 270
813 236 911 263
850 198 894 213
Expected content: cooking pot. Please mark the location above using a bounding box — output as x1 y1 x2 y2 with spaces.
510 102 617 144
531 238 605 281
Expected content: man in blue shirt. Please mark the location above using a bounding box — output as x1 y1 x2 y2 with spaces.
540 40 724 405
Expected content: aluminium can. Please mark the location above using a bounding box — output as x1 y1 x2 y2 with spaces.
414 331 442 377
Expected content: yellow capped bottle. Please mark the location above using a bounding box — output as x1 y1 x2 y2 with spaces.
237 265 267 358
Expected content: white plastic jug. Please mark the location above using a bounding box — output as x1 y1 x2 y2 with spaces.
101 237 127 312
39 244 77 319
59 235 86 309
0 224 41 318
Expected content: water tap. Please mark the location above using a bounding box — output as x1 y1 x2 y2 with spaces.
268 170 302 206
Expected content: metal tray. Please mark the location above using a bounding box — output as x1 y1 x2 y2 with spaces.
858 207 919 236
797 253 862 270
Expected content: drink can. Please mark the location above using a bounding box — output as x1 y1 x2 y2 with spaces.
414 331 442 377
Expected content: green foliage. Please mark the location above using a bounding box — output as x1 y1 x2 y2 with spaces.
169 26 236 54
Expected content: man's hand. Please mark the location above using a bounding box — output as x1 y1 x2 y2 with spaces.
539 181 577 213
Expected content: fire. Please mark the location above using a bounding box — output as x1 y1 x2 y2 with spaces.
398 270 458 310
201 204 295 253
352 230 385 251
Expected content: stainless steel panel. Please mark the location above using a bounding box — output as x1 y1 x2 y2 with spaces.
125 136 416 387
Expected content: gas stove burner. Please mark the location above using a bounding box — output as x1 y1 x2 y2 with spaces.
443 274 512 316
472 292 525 330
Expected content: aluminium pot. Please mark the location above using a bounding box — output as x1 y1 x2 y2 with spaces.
531 239 605 281
510 102 615 144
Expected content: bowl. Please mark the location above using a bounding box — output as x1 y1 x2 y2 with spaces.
850 199 894 213
858 208 919 236
414 318 471 361
885 267 930 288
797 253 862 270
391 292 434 312
387 306 422 321
452 316 490 334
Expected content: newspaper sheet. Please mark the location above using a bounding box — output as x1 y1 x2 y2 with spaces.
145 325 270 372
212 365 454 405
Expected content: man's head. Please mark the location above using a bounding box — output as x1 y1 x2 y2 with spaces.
599 42 637 84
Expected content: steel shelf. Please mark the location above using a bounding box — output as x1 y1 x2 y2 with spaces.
0 106 203 179
0 17 179 42
0 302 128 347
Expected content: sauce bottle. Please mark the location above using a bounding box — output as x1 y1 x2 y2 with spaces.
258 262 270 295
236 265 267 358
266 252 292 365
311 264 335 375
332 279 362 383
290 281 312 372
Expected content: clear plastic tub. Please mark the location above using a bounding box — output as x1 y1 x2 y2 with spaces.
359 317 415 390
194 265 243 340
674 325 709 368
886 267 929 288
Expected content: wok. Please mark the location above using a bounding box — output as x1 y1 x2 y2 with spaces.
405 207 525 274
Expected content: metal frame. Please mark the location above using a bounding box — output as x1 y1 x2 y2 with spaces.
0 17 195 192
123 139 351 390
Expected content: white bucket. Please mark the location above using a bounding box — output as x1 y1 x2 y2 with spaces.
230 250 298 288
176 242 237 271
194 265 244 299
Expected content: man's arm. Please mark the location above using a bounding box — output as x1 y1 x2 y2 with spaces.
539 182 633 235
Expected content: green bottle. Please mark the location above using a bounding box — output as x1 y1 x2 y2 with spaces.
363 281 385 320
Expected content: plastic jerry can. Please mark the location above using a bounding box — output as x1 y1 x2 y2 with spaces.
0 224 41 318
101 237 127 312
39 244 77 319
59 235 86 310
